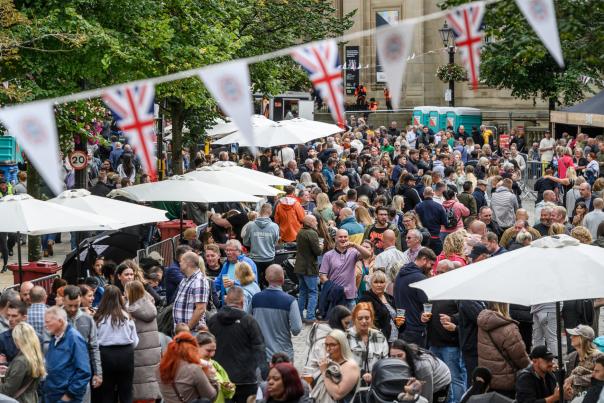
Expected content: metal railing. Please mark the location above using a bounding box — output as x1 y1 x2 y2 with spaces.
134 224 205 265
2 273 61 294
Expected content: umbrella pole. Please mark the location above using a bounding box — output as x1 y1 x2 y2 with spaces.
76 239 81 284
556 302 565 403
179 201 184 243
17 231 22 285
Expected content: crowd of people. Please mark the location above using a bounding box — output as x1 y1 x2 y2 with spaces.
1 118 604 403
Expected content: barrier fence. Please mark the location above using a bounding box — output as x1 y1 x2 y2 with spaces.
135 224 205 265
2 273 61 294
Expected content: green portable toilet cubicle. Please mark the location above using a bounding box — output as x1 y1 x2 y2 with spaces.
412 106 433 127
454 107 482 131
427 108 441 131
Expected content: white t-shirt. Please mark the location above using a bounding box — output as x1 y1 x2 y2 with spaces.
539 137 556 161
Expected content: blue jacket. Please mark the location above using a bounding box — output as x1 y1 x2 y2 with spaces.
213 255 258 302
44 324 92 402
394 262 428 333
92 286 104 308
322 167 335 189
318 280 346 319
472 189 488 211
415 198 447 236
165 261 184 305
339 216 364 235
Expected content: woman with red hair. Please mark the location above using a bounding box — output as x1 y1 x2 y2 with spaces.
156 332 217 403
261 362 307 403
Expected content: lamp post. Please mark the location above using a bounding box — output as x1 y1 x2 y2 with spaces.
439 21 456 107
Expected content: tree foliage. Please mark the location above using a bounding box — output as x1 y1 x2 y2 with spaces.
441 0 604 109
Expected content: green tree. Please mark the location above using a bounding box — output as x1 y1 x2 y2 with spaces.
441 0 604 109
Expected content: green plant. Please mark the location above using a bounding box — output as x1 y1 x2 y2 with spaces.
436 63 468 82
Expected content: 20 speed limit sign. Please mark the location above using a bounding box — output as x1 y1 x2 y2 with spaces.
69 150 89 170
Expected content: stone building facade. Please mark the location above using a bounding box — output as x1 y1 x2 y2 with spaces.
335 0 549 111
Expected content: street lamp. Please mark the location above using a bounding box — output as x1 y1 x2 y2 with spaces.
439 21 456 107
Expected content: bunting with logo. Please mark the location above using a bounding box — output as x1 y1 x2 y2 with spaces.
446 1 486 90
515 0 564 67
102 82 157 181
197 61 257 155
0 101 63 195
375 21 416 110
291 40 345 128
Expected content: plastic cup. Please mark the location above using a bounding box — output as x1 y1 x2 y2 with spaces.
423 303 433 314
396 309 406 318
222 275 229 285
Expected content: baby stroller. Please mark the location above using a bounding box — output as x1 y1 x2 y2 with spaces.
356 358 411 403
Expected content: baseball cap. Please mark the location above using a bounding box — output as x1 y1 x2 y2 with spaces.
147 251 164 265
566 324 595 340
477 179 488 186
529 345 555 360
469 244 489 260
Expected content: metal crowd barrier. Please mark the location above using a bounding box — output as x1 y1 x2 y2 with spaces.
134 224 205 266
518 153 542 201
2 273 61 294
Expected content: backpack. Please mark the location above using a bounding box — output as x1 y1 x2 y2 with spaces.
444 206 458 229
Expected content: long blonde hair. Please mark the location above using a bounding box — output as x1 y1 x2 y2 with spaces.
316 192 331 211
355 206 374 226
488 302 510 319
12 322 46 378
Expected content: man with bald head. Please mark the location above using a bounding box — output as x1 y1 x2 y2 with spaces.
320 229 372 310
251 264 302 362
19 281 34 307
375 229 409 282
535 190 558 224
294 215 323 322
499 219 542 248
338 207 364 236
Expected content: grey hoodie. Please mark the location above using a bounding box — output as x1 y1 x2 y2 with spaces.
243 216 280 262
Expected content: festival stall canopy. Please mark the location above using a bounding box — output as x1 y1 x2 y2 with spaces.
207 115 275 138
213 117 344 147
107 175 261 203
551 90 604 129
184 167 283 197
49 189 169 228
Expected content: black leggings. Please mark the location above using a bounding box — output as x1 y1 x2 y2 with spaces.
93 344 134 403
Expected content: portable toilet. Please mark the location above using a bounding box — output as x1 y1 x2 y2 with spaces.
411 106 433 127
427 108 440 131
454 107 482 131
438 107 457 131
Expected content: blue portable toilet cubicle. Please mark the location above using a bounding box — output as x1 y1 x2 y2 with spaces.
454 107 482 132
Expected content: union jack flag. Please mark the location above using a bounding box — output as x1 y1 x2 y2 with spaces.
102 82 157 181
291 40 345 128
446 1 486 90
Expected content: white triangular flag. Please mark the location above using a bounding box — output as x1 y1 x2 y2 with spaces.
198 61 256 154
515 0 564 67
376 21 416 110
0 101 63 195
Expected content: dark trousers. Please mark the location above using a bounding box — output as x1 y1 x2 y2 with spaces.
253 260 274 289
232 383 258 403
93 344 134 403
462 353 478 388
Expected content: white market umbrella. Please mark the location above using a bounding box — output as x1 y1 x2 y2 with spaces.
213 117 343 147
207 115 274 138
49 189 170 227
107 175 261 204
211 161 294 186
411 234 604 395
184 167 283 197
0 194 121 283
410 235 604 305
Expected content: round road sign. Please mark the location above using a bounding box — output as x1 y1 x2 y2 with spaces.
69 150 89 170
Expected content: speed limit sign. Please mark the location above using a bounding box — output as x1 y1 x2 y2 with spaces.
69 150 89 170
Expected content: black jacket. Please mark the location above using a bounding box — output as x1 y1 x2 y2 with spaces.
583 379 604 403
428 300 459 348
472 189 488 211
515 365 557 403
89 181 112 197
358 289 401 340
394 263 428 333
356 183 376 202
398 184 422 212
458 300 486 356
207 305 266 384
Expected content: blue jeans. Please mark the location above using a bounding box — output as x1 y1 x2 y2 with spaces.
41 233 56 251
297 275 319 320
431 345 467 403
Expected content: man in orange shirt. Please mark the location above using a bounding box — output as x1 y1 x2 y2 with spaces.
274 186 305 243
